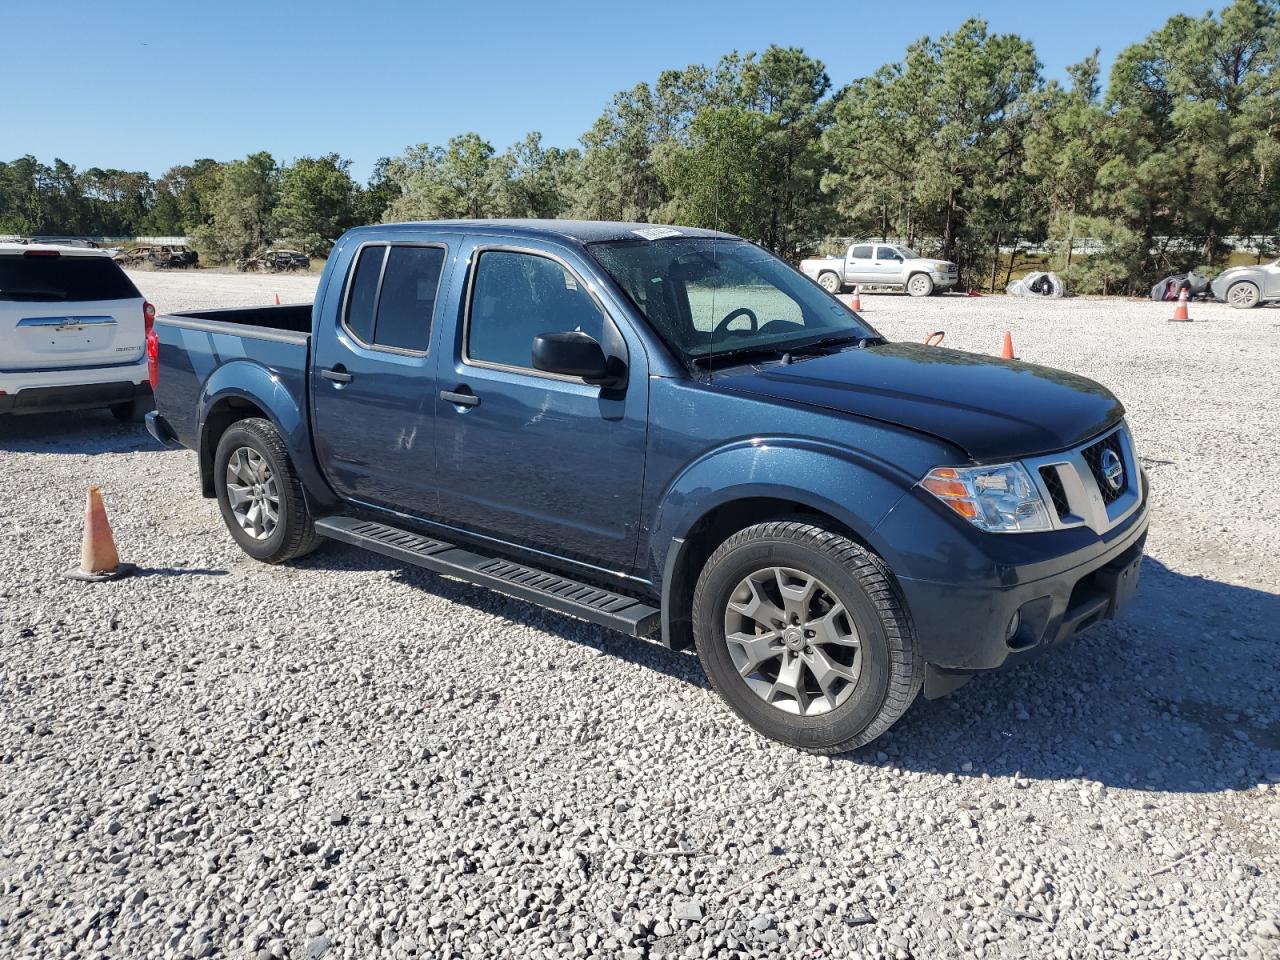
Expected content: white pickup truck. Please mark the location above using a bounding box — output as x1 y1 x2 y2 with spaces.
800 242 959 296
0 243 154 420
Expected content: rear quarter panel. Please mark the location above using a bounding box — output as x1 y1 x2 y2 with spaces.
153 317 336 506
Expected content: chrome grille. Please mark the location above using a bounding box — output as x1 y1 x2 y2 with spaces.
1039 466 1070 519
1081 432 1126 505
1023 422 1141 534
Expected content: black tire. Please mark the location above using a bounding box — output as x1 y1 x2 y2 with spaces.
213 417 322 563
692 521 922 753
906 273 934 297
109 397 149 423
1226 280 1261 309
817 271 842 294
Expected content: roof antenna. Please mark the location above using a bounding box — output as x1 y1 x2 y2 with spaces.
707 179 721 383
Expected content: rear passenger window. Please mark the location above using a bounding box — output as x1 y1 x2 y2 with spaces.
343 244 445 353
372 246 445 352
850 245 872 259
0 254 140 302
467 251 606 371
344 245 384 344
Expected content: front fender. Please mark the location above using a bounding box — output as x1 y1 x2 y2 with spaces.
648 437 916 578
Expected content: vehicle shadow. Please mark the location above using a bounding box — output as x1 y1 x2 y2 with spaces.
0 410 162 455
295 543 1277 793
136 567 229 578
853 556 1279 794
291 543 706 688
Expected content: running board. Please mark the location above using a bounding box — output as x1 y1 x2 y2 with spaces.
314 516 660 637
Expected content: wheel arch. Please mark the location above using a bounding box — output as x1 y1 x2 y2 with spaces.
196 361 336 508
658 495 880 651
906 270 935 294
817 269 843 291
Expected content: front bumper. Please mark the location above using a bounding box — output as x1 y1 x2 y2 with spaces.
0 380 152 415
889 483 1150 696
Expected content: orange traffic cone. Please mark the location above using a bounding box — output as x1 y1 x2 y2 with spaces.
1000 331 1016 360
62 487 136 582
1169 288 1191 322
849 285 863 311
274 292 281 305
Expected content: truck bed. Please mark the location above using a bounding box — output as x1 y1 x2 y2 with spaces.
165 303 313 339
152 303 314 454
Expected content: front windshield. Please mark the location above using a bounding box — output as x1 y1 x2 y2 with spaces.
897 247 919 259
588 237 878 363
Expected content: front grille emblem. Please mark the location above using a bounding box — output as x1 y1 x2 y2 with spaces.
1100 448 1124 491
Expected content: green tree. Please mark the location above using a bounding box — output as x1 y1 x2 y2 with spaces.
82 168 154 235
384 133 498 221
193 152 277 262
275 153 360 256
359 157 402 224
1023 53 1108 274
144 160 223 235
1084 0 1280 289
488 133 580 218
654 105 768 236
823 20 1044 282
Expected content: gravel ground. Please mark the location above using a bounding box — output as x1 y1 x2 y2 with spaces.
1 271 1277 960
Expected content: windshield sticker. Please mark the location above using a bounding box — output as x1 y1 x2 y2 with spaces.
632 227 683 241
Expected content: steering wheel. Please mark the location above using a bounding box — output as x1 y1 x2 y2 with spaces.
714 307 758 336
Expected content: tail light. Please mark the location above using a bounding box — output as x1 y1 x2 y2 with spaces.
144 301 156 335
146 328 160 390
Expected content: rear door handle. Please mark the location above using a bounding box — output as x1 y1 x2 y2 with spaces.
321 367 353 384
440 389 480 408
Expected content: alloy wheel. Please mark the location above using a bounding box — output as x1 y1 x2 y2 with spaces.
723 566 862 716
225 446 280 540
1228 283 1259 308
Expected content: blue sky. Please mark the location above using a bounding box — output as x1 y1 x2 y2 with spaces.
3 0 1202 182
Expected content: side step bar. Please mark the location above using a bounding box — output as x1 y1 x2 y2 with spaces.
314 516 660 637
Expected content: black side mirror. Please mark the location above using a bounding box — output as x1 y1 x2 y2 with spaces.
532 331 624 386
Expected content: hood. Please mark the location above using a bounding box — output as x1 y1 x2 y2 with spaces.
714 342 1124 461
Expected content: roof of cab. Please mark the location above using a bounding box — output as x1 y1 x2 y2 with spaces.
348 219 738 244
0 242 112 257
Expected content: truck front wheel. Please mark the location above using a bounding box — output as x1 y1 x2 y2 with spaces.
213 417 321 564
817 271 842 294
907 273 934 297
692 521 922 753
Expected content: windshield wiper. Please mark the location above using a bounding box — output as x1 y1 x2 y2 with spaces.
788 334 884 354
691 334 886 368
690 344 791 367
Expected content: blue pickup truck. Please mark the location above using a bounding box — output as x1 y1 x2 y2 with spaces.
147 219 1148 752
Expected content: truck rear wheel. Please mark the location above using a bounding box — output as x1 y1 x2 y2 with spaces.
213 417 321 564
692 521 922 753
817 271 842 294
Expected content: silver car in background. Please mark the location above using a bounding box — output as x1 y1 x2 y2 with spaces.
800 242 958 296
1211 258 1280 308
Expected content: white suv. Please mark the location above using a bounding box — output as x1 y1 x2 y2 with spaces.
0 243 154 420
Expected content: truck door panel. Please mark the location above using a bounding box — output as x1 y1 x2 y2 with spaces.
311 239 450 516
434 239 648 572
845 244 874 284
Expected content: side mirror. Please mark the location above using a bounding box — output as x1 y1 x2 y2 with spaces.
532 331 623 386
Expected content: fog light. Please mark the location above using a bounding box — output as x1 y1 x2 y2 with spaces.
1006 610 1021 642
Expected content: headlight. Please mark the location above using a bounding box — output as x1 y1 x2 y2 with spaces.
921 462 1052 533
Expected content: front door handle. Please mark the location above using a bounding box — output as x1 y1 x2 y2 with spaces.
321 367 353 384
440 388 480 408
